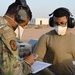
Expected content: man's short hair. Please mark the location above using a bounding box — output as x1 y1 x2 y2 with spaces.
5 3 18 15
5 2 32 20
53 7 70 18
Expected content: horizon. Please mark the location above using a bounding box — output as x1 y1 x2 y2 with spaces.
0 0 75 18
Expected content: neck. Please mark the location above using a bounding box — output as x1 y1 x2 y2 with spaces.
4 15 18 25
4 15 18 30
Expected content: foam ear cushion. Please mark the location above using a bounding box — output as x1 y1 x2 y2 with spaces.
68 17 75 28
49 17 54 27
16 6 28 23
17 9 27 21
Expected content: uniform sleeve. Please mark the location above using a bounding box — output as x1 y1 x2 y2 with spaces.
34 35 47 61
13 60 32 75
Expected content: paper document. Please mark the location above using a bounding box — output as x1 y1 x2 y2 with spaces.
31 61 52 74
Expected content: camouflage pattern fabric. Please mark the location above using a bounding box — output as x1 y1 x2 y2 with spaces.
0 16 32 75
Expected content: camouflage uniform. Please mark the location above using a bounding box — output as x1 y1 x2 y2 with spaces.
0 16 32 75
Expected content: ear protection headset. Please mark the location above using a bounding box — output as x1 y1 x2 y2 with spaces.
15 0 30 23
49 7 75 28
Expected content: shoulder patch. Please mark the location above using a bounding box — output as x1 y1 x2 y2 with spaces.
10 40 17 51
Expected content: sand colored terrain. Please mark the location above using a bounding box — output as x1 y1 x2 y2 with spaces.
20 25 52 42
19 25 75 42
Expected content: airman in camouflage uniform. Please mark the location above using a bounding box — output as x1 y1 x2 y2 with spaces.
0 0 35 75
0 16 33 75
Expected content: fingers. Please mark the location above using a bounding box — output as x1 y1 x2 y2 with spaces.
33 54 38 60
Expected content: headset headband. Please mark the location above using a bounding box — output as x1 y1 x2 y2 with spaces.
15 0 27 6
49 7 73 17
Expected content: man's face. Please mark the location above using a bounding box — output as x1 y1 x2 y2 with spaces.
53 16 68 35
20 17 30 28
54 16 68 27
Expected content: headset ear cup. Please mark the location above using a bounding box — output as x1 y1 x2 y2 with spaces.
49 17 54 27
68 18 75 28
16 6 28 23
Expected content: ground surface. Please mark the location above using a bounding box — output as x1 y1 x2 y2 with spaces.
20 25 75 42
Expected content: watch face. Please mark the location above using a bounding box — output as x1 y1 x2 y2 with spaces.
10 40 17 51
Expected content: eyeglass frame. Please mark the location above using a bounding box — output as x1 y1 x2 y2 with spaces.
54 21 68 27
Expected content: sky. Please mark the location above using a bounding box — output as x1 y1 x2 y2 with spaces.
0 0 75 18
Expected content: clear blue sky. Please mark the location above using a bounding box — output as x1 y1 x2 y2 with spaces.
0 0 75 18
